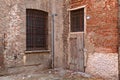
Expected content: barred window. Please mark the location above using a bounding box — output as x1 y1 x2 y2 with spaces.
26 9 48 51
70 8 84 32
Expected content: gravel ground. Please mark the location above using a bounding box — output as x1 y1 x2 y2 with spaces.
0 69 104 80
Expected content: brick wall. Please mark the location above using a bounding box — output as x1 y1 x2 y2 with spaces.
67 0 119 79
70 0 118 53
118 0 120 79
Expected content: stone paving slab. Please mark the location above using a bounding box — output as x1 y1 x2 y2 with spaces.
0 69 104 80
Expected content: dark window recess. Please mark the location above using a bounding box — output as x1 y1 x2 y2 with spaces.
70 8 84 32
26 9 48 51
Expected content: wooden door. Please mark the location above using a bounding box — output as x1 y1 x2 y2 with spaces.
69 8 84 72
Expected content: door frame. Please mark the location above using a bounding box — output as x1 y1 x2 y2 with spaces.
67 5 87 71
68 5 86 34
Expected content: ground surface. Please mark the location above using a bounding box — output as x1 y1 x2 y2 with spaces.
0 69 103 80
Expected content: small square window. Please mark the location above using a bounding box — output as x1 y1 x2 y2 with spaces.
70 8 84 32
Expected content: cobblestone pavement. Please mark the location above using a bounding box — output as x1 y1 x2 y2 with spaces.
0 69 103 80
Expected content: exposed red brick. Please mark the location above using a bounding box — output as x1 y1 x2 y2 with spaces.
70 0 118 53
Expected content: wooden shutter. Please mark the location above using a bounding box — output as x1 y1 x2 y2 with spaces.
26 9 48 51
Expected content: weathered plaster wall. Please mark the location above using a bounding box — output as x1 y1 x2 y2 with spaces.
25 0 65 68
62 0 71 69
0 0 53 71
50 0 64 68
68 0 119 79
25 0 49 12
87 52 118 79
0 0 8 71
0 0 65 70
0 0 26 68
0 0 65 72
24 0 52 68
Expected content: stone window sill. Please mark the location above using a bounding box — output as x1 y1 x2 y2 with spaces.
25 50 51 54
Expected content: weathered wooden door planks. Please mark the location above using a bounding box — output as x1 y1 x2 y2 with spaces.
69 8 85 72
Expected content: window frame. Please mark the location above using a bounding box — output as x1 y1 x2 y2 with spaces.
70 8 84 32
26 9 48 51
68 6 86 34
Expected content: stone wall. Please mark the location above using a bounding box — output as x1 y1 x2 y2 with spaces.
0 0 26 68
67 0 119 79
0 0 53 72
0 0 65 73
0 0 119 79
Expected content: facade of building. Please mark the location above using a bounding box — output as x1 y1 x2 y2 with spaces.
63 0 119 79
0 0 119 79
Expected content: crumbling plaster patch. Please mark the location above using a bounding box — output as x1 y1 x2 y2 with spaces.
86 52 118 80
3 0 26 67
